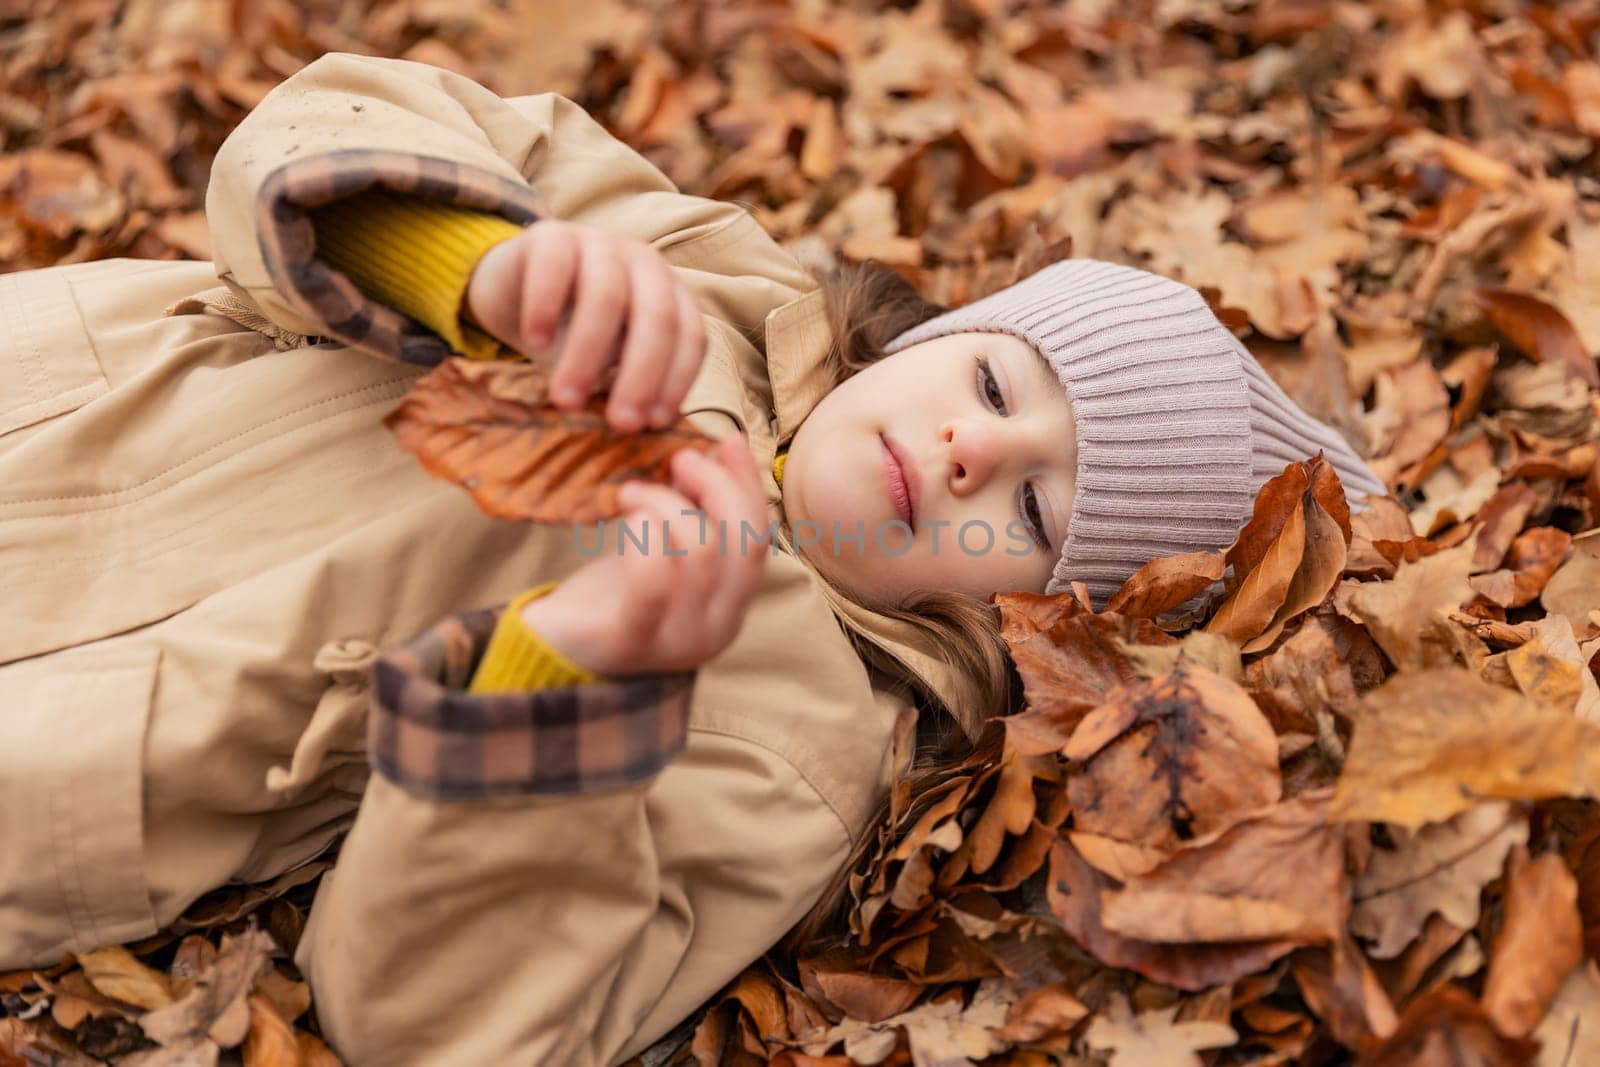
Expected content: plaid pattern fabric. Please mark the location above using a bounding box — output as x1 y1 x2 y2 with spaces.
369 604 695 800
256 149 544 368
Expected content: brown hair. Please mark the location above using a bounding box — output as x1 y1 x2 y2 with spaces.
779 259 1022 954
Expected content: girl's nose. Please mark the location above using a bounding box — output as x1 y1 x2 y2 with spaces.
941 418 1000 496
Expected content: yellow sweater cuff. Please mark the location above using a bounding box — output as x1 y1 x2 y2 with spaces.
308 188 526 362
467 582 605 693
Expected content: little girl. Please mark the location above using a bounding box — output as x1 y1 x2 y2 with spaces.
0 53 1385 1064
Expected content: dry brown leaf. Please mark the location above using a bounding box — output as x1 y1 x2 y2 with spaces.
384 358 718 524
1532 961 1600 1067
1361 984 1538 1067
1339 542 1476 671
1082 998 1237 1067
241 994 304 1067
1350 802 1527 958
139 927 271 1055
1481 851 1584 1038
1207 495 1306 645
1242 494 1349 654
1331 668 1600 825
1542 530 1600 622
1104 550 1225 619
1477 287 1600 388
996 596 1174 753
76 945 175 1012
1047 837 1296 991
1063 669 1281 850
799 979 1014 1066
1099 789 1350 951
1468 526 1573 608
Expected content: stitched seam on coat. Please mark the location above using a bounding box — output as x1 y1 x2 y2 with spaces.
0 378 416 512
4 437 404 581
1 271 49 409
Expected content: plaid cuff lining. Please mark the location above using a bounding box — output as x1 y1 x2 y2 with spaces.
369 606 694 800
256 149 543 368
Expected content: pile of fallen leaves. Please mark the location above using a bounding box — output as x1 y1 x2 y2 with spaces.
661 453 1600 1065
6 0 1600 1063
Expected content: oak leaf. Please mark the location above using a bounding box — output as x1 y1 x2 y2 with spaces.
1338 542 1476 670
1350 802 1527 958
1082 999 1237 1067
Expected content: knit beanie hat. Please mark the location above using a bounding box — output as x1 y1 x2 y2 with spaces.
881 259 1389 608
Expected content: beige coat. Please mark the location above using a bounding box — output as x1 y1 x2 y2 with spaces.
0 53 976 1064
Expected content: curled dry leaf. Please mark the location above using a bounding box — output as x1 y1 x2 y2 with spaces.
138 926 271 1056
1206 496 1307 645
384 358 718 524
1104 550 1225 619
1207 457 1351 651
1476 287 1600 389
1350 802 1528 959
1063 669 1281 851
76 946 175 1012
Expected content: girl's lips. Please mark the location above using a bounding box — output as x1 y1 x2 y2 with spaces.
880 433 919 530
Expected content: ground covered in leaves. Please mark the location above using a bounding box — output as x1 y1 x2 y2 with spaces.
4 0 1600 1063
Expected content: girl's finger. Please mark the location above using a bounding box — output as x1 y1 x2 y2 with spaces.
606 252 680 432
671 442 768 578
653 285 707 425
516 224 580 362
551 233 628 408
616 507 677 628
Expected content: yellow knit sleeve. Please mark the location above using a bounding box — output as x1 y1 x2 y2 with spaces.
308 188 527 362
467 583 605 693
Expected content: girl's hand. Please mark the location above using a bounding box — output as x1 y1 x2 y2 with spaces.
517 435 771 678
463 219 707 434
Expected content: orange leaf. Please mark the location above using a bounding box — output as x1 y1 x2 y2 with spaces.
1476 287 1599 388
1481 852 1583 1037
1207 498 1306 645
383 358 717 524
1104 550 1226 618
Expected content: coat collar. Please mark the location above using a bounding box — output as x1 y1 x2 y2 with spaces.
759 289 985 728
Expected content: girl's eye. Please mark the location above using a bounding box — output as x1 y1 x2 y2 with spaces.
977 357 1007 415
1023 484 1050 551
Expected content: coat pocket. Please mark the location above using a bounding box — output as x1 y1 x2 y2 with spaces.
0 643 160 969
0 267 108 439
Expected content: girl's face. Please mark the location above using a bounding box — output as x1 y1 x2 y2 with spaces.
781 330 1077 609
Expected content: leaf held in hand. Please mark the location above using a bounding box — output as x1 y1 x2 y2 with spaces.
384 357 718 524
